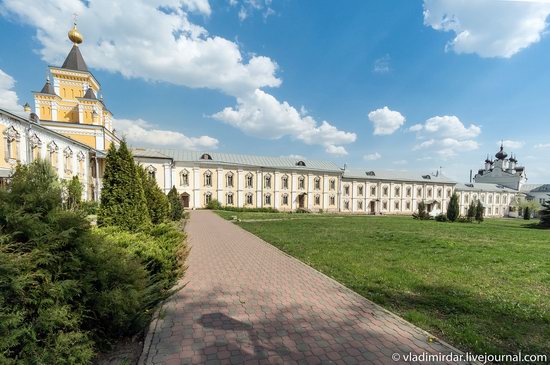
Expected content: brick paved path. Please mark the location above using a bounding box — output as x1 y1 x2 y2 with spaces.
140 211 469 365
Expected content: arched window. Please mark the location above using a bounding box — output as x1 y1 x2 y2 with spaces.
200 153 212 160
246 173 254 188
246 193 254 205
281 175 289 189
77 151 85 178
427 188 433 197
180 169 189 186
406 187 412 197
146 165 157 180
357 201 363 210
48 141 58 167
226 171 234 187
29 133 42 162
314 194 321 205
344 200 350 210
299 176 306 189
395 187 400 197
383 186 389 196
204 170 212 187
344 185 350 196
264 174 272 189
447 188 452 198
329 195 335 205
437 188 442 198
371 186 376 196
358 185 364 196
417 187 422 197
63 147 73 174
3 126 20 162
314 177 321 190
204 192 212 205
282 193 289 205
296 160 306 167
226 192 234 205
264 193 271 205
329 179 336 190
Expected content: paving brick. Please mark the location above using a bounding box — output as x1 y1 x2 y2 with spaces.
141 211 469 364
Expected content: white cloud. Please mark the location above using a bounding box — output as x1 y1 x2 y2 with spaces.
409 123 423 132
393 160 407 165
373 54 391 74
423 0 550 58
499 140 524 150
368 106 406 135
412 115 481 158
535 143 550 149
364 152 381 161
1 0 355 156
212 89 356 154
114 118 219 150
325 145 348 156
0 69 22 112
229 0 275 22
424 116 480 139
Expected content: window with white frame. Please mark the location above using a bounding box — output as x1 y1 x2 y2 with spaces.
329 195 335 205
344 200 349 210
357 201 363 210
358 185 364 196
298 176 305 189
314 177 321 190
495 195 500 204
447 188 452 198
226 172 234 187
246 173 254 188
180 170 189 186
3 126 20 162
437 188 442 198
406 187 412 197
226 192 234 205
382 201 388 210
406 201 411 210
395 187 400 197
282 193 289 205
344 185 350 196
314 194 320 205
264 174 271 188
204 170 212 187
48 141 58 167
395 201 399 209
204 192 212 205
383 186 388 196
29 134 41 162
64 147 73 174
264 193 271 205
281 175 289 189
146 165 156 180
417 187 422 197
427 188 432 197
371 186 376 196
329 178 336 190
246 193 254 205
77 151 85 178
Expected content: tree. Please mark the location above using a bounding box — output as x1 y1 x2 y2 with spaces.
475 200 484 223
167 186 184 221
523 206 531 220
539 199 550 228
413 201 429 220
99 141 150 230
466 201 476 222
446 193 460 222
138 166 169 224
63 176 82 211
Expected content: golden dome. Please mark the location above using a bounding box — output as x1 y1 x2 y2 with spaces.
68 23 83 45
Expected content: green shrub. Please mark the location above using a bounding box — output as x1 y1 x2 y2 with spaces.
206 199 222 210
216 206 279 213
435 213 448 222
81 200 99 216
466 201 476 222
99 141 150 230
475 200 484 223
138 166 169 224
523 206 531 220
413 201 430 220
540 200 550 228
167 186 184 221
295 208 310 214
446 193 460 222
62 175 83 211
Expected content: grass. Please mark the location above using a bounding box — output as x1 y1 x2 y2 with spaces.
216 211 550 356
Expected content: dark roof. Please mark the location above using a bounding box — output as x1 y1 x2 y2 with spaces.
40 80 56 95
61 45 89 72
82 88 97 99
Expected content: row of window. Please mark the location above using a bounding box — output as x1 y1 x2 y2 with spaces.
203 192 338 206
3 127 85 177
343 184 453 199
180 170 338 190
462 193 508 205
342 200 413 211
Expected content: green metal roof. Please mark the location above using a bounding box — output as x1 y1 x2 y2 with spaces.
343 168 456 184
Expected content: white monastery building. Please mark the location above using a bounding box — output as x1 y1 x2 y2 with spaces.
1 23 547 217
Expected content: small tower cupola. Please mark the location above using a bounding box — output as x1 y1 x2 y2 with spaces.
495 142 508 160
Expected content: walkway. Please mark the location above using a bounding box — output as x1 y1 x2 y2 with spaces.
140 210 469 365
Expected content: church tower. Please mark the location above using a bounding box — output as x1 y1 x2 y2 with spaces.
32 21 118 151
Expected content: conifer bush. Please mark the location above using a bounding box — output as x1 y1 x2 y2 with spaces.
475 200 484 223
539 199 550 228
167 186 184 221
466 201 476 222
446 193 460 222
138 166 169 224
99 141 150 230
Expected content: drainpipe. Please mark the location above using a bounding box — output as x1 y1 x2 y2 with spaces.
94 155 100 202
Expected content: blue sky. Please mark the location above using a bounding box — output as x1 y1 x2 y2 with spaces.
1 0 550 182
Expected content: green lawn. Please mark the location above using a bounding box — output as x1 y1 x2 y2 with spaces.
216 211 550 355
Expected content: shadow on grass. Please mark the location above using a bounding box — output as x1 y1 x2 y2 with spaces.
358 282 550 356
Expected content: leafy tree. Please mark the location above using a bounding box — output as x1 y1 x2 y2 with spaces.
523 206 531 220
63 176 82 211
138 166 169 224
206 199 222 210
446 193 460 222
466 201 476 222
475 200 484 223
99 141 150 230
167 186 184 221
539 199 550 228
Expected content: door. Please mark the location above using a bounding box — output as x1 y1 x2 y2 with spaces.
181 193 190 208
370 201 376 214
